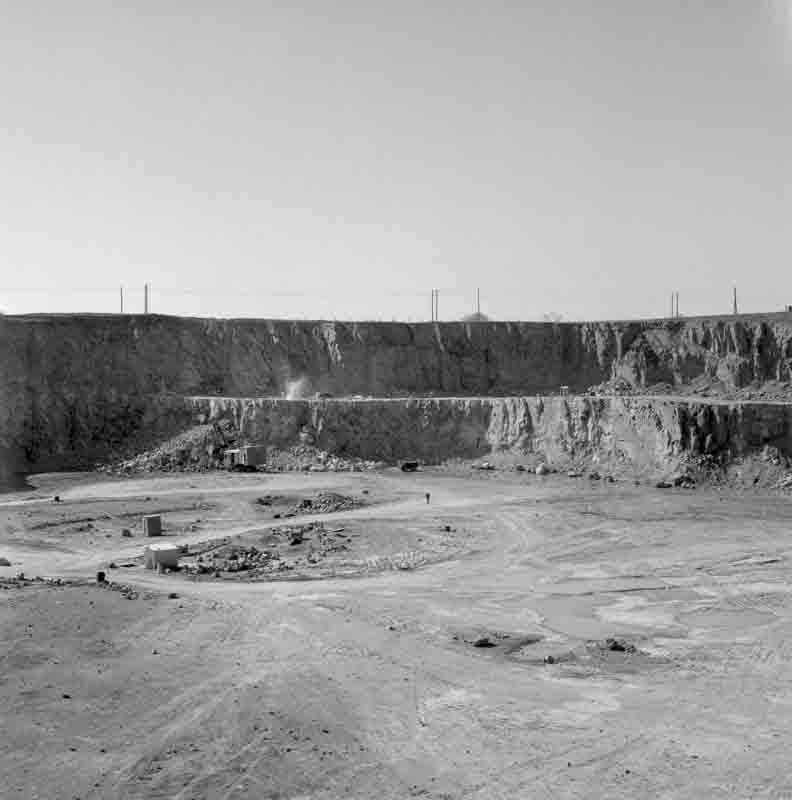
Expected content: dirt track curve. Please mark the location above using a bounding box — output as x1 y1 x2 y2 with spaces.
2 469 792 799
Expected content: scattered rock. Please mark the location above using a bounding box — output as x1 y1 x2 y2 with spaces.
655 480 672 489
602 638 637 653
121 529 132 537
589 471 601 481
281 492 360 517
775 474 792 490
671 472 696 488
567 470 583 478
108 562 117 569
536 464 550 476
473 637 495 648
53 495 61 503
0 557 11 567
256 494 286 506
96 571 106 583
167 592 180 600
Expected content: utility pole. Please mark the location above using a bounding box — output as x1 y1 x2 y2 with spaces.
120 286 124 314
144 283 149 314
670 293 674 318
476 287 481 315
733 287 738 315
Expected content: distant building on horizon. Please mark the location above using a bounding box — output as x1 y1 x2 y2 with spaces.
461 311 490 322
462 288 489 322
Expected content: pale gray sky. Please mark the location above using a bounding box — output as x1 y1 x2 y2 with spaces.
1 1 789 320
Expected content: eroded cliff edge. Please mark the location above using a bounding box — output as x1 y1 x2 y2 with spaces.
3 312 792 477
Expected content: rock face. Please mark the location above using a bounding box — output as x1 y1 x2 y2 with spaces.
166 395 792 470
3 312 792 476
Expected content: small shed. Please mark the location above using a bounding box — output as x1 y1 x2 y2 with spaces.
239 445 268 467
225 445 268 469
144 543 180 571
142 514 162 537
223 448 241 469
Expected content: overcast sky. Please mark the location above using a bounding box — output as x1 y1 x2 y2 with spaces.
1 1 789 321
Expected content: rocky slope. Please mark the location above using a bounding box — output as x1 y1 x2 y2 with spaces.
3 312 792 477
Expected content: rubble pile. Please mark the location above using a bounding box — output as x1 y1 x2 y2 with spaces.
281 492 361 518
588 375 792 403
182 521 351 579
98 436 387 476
774 474 792 491
261 444 386 473
98 423 233 475
587 376 636 396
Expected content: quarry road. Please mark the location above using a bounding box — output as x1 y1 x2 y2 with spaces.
2 469 792 799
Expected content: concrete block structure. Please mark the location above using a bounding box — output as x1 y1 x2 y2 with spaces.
224 444 268 469
143 543 180 571
143 514 162 537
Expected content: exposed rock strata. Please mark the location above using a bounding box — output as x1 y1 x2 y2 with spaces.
3 313 792 476
99 395 792 475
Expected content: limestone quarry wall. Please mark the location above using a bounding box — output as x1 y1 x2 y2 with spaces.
3 312 792 476
147 394 792 472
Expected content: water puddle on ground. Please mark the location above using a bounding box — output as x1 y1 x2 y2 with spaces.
566 563 611 579
596 595 677 628
541 679 622 725
681 607 777 630
424 688 482 710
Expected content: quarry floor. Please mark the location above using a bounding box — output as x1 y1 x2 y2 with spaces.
2 469 792 799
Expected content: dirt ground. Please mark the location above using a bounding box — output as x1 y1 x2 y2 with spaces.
2 468 792 799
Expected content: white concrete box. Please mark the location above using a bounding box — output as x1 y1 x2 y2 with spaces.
144 543 180 571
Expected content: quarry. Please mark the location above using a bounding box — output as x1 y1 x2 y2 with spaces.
3 312 792 799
